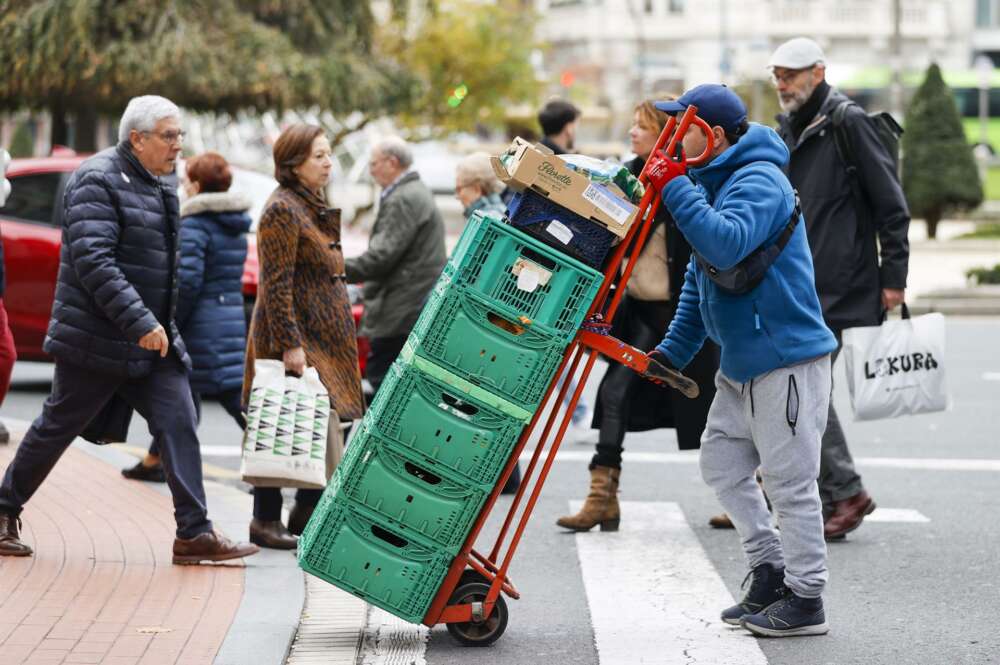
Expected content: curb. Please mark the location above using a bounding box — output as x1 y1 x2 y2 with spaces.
910 285 1000 316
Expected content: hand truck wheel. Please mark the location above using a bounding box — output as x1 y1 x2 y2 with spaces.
445 580 508 646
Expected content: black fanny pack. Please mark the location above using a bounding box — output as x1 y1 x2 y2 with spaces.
695 194 801 295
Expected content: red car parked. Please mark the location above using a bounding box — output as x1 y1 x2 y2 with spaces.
0 155 368 373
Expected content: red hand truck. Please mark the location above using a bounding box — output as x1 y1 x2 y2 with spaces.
423 105 715 645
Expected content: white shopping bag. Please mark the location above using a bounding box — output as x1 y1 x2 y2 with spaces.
240 359 331 488
842 306 949 421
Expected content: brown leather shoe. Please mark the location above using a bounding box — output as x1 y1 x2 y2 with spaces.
824 490 876 540
708 513 735 529
249 518 298 549
0 512 32 556
172 530 260 565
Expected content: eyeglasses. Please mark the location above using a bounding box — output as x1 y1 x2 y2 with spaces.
770 67 813 86
144 130 186 145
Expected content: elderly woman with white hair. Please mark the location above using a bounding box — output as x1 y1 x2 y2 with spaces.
454 152 506 219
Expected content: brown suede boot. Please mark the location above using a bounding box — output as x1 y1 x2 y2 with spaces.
556 465 620 532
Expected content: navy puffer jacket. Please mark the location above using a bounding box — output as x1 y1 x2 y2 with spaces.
175 191 252 394
44 143 190 377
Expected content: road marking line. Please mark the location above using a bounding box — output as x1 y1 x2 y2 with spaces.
535 449 1000 472
189 444 1000 473
573 500 768 665
201 445 243 457
865 508 930 523
110 443 242 480
358 606 427 665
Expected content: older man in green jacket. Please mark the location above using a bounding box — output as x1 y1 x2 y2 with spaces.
346 136 447 393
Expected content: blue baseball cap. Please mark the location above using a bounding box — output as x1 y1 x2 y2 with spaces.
655 84 748 135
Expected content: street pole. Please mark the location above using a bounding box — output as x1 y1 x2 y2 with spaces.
976 55 993 149
890 0 903 119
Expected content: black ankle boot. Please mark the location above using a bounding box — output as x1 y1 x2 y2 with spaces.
286 502 316 536
720 562 787 625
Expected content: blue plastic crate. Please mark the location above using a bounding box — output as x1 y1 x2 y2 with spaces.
506 189 616 269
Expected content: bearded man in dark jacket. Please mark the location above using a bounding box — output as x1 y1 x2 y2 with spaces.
771 38 911 541
0 96 257 564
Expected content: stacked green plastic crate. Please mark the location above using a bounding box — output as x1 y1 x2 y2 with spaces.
298 211 603 623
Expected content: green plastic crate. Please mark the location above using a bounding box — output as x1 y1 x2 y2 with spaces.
444 211 603 342
298 495 450 624
331 423 489 551
407 284 567 412
364 358 528 485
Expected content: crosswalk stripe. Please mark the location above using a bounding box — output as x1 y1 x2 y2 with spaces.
864 508 930 523
539 449 1000 472
572 500 768 665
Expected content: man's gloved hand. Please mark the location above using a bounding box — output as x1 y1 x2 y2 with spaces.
646 348 676 368
644 349 675 386
645 148 687 194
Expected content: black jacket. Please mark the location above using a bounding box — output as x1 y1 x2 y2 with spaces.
44 143 190 377
776 88 910 330
589 157 718 450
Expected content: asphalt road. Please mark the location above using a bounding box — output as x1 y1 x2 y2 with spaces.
3 317 999 665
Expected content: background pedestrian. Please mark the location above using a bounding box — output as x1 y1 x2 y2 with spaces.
345 137 447 395
771 37 910 540
243 124 364 548
557 99 718 532
122 151 253 482
0 95 257 564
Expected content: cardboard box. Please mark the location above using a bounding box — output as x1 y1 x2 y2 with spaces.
491 138 638 238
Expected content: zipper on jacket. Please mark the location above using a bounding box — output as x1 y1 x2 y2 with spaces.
753 305 761 331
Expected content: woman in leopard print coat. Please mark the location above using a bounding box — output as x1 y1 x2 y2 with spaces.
243 124 364 549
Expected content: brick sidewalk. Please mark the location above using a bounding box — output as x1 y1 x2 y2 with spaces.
0 438 246 665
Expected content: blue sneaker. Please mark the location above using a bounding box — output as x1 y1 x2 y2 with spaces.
740 591 829 637
720 563 787 625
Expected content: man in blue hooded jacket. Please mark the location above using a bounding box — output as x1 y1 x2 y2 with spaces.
645 85 837 637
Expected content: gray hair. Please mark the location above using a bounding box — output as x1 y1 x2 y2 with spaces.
456 152 503 194
372 136 413 170
118 95 181 143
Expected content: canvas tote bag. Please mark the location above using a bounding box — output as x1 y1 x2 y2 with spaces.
842 305 949 421
240 359 342 488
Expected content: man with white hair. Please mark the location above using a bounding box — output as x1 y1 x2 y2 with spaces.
346 137 446 394
0 95 259 564
770 38 910 540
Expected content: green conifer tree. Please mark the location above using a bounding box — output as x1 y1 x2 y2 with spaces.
902 63 983 239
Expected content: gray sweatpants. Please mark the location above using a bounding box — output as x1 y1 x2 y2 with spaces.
699 355 832 598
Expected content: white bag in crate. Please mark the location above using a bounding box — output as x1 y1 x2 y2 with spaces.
241 359 331 488
842 307 949 421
